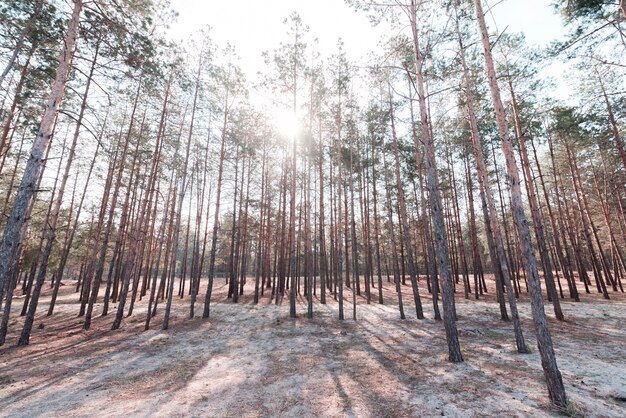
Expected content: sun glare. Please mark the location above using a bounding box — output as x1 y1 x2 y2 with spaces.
274 111 299 139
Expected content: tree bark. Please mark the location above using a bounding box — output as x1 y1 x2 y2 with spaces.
0 0 83 299
474 0 567 406
410 0 462 362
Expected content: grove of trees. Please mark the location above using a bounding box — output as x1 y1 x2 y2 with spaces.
0 0 624 411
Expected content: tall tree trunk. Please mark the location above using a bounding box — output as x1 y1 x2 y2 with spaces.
318 116 328 305
455 5 526 345
597 70 626 173
48 127 102 315
0 0 83 298
18 41 101 345
0 46 34 167
383 154 405 320
370 138 384 305
162 62 200 330
508 82 564 320
409 0 462 362
84 79 142 330
202 83 231 318
529 136 578 301
474 0 567 406
389 91 424 319
110 109 150 329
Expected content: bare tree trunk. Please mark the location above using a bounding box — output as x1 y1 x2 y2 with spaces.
447 146 471 299
318 116 328 305
18 41 101 345
410 0 462 362
370 138 384 305
1 128 27 227
348 131 359 321
84 79 142 330
0 46 33 166
389 91 424 319
0 132 58 345
565 142 612 297
335 137 345 320
509 82 564 320
145 175 175 330
110 111 149 329
404 75 440 317
597 70 626 172
0 0 83 298
455 6 528 348
202 84 231 318
48 130 101 315
474 0 567 406
529 136 578 301
383 154 405 320
162 63 200 330
254 149 268 304
190 129 211 317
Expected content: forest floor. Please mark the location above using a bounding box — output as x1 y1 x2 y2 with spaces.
0 276 624 417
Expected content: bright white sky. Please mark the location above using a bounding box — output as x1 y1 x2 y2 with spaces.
168 0 570 100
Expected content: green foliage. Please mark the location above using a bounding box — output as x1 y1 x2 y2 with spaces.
558 0 614 21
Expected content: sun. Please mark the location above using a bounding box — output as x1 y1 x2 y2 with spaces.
274 111 299 139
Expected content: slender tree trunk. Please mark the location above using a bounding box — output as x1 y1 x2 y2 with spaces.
84 79 142 330
410 0 462 362
475 0 567 406
529 136 578 301
389 91 424 319
202 84 231 318
0 0 83 298
383 155 405 320
18 42 101 344
509 82 564 320
455 6 521 335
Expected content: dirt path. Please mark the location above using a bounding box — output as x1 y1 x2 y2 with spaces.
0 278 624 417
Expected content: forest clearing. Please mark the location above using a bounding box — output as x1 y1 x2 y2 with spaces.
0 278 624 417
1 0 626 416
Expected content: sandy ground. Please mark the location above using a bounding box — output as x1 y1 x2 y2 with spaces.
0 276 624 418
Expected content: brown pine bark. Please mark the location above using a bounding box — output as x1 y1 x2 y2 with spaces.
0 0 83 299
389 92 424 319
565 142 612 297
48 127 102 315
0 132 58 345
508 82 564 320
382 154 405 320
335 135 345 320
370 137 384 305
463 151 485 299
474 0 567 406
529 137 578 301
84 79 142 330
446 146 471 300
162 63 201 329
111 109 149 329
404 75 440 318
18 40 102 344
455 8 529 351
254 148 268 303
318 115 328 305
1 128 27 234
409 0 462 362
202 81 231 318
0 46 34 167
